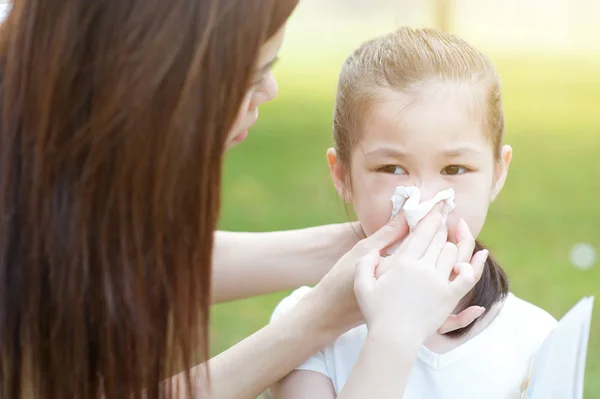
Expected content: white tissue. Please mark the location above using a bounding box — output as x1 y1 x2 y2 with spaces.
390 186 456 230
386 186 456 255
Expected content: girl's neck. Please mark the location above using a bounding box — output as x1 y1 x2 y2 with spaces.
424 297 505 354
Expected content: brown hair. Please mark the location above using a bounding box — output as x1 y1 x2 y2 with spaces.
334 27 509 337
0 0 297 398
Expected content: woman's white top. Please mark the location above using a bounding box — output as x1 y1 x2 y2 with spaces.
0 3 10 23
270 287 557 399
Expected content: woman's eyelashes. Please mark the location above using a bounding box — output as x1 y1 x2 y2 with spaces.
375 164 473 176
252 74 266 87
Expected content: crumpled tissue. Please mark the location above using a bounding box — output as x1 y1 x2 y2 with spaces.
390 186 456 230
385 186 455 254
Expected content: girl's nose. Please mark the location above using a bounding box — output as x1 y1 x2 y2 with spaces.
416 182 447 202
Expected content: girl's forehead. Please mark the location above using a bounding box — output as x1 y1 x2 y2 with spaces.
361 88 488 149
366 83 485 124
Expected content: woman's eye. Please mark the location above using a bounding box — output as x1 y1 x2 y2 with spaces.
252 74 267 87
443 165 467 175
377 165 407 175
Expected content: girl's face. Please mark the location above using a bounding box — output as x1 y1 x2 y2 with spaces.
226 25 286 150
328 84 513 243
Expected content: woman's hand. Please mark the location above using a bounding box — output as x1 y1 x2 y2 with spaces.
309 209 486 339
307 218 409 336
354 211 488 342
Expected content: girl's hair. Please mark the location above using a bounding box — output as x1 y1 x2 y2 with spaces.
0 0 297 398
334 27 509 337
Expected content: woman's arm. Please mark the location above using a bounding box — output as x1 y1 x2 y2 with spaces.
188 217 408 398
189 214 483 399
335 331 422 399
195 286 352 399
211 223 359 303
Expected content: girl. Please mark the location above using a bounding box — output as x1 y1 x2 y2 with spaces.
269 28 557 399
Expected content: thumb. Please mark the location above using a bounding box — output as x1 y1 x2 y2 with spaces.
437 306 486 334
354 214 409 256
353 250 380 300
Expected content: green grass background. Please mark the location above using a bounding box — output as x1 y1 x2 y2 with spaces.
212 48 600 397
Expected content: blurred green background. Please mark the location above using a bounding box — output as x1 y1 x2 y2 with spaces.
213 1 600 397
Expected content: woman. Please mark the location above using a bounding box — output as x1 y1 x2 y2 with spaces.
0 1 483 398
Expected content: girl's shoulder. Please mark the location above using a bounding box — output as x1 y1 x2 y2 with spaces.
495 292 558 342
270 286 314 323
271 288 557 332
269 288 559 362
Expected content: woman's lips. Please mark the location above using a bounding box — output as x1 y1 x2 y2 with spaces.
232 129 248 144
229 109 258 146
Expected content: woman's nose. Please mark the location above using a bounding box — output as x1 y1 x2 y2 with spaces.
250 72 278 109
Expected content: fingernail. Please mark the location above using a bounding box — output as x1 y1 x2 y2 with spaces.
457 218 468 240
441 203 450 217
435 212 445 225
480 249 489 262
440 212 448 227
476 306 486 317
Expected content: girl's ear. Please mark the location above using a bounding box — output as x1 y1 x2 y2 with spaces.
327 148 351 202
491 145 513 202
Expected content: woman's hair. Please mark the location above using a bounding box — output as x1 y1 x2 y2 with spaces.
334 27 509 337
0 0 297 398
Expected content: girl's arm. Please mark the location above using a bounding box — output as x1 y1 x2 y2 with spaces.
211 224 359 304
271 371 337 399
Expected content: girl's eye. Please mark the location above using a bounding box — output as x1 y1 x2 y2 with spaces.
442 165 468 175
377 165 407 175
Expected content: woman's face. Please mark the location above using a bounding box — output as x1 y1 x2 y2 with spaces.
226 25 286 150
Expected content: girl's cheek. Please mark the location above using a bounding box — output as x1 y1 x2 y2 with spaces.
447 194 489 242
353 190 400 237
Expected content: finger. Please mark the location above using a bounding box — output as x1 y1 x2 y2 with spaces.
354 215 409 257
421 225 448 265
397 211 443 259
471 249 488 283
450 250 488 295
437 306 486 334
353 250 381 299
450 246 486 280
374 255 391 278
455 218 475 264
435 242 459 277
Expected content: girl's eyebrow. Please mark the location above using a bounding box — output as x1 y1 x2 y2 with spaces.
365 147 408 159
364 145 483 159
442 146 483 157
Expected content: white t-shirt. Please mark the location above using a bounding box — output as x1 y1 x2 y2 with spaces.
270 287 557 399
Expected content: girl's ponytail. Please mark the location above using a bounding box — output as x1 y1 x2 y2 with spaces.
445 240 509 338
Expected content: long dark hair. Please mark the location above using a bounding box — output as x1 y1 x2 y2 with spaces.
0 0 297 397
